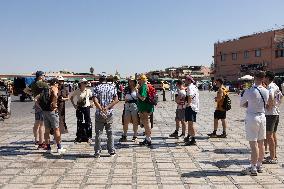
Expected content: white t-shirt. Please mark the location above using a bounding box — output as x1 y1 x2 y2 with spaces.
125 91 138 101
177 89 186 109
266 82 282 115
71 88 93 107
240 85 269 115
186 83 199 112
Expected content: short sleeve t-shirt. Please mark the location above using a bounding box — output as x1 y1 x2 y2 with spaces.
93 83 117 116
71 88 92 107
30 80 49 97
137 83 154 113
216 86 229 111
177 89 186 109
186 83 199 112
266 82 281 115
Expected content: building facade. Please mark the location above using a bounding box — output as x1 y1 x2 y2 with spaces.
213 28 284 81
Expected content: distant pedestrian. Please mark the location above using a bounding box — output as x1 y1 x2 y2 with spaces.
71 78 93 143
208 78 229 138
184 75 199 146
37 78 66 154
169 80 176 101
263 71 283 164
240 71 269 176
119 76 139 142
169 80 187 138
30 71 47 149
137 75 154 146
57 76 69 134
93 74 119 158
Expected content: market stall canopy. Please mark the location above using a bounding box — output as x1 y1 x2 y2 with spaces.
238 75 254 81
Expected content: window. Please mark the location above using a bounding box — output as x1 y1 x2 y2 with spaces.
275 50 284 58
255 49 261 57
244 50 249 59
232 53 237 60
221 54 226 62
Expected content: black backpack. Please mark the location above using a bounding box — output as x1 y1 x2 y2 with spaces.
39 88 52 111
222 94 231 111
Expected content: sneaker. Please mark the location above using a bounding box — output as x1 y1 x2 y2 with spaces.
263 157 278 164
169 131 178 138
241 166 257 176
57 147 66 155
207 132 218 138
139 139 152 146
119 135 127 142
184 135 190 143
132 136 138 142
94 153 100 158
257 165 263 173
185 140 196 146
179 133 185 138
218 133 227 138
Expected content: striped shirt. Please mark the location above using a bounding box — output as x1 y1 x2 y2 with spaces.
93 82 117 116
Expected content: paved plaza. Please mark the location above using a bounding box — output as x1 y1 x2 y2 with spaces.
0 91 283 189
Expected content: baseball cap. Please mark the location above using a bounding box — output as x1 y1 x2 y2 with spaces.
36 71 45 78
140 75 147 81
185 75 195 83
49 78 59 85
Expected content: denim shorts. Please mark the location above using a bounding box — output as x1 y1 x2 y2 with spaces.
43 111 59 129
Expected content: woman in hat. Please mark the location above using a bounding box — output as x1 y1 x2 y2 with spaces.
57 76 69 134
71 78 93 142
119 76 139 142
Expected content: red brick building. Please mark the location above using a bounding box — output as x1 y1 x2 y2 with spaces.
213 28 284 81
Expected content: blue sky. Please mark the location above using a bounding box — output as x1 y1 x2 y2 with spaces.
0 0 283 76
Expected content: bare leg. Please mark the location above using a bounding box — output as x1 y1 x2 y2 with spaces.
38 121 45 144
175 120 180 131
54 128 61 145
141 113 151 138
188 121 195 137
249 141 258 165
33 121 40 142
221 119 227 133
257 140 265 164
44 127 51 145
273 132 277 157
214 119 218 131
181 121 186 134
267 132 276 159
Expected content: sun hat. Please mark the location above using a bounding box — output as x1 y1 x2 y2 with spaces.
129 76 136 81
57 76 65 81
79 78 88 83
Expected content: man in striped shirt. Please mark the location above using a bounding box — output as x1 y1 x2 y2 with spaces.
93 74 119 158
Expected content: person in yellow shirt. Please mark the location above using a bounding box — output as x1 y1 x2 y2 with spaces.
208 78 228 138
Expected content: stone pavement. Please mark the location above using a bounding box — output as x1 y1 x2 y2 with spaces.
0 91 283 189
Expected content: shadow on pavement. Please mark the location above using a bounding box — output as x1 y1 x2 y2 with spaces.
181 170 240 178
214 148 250 154
200 159 249 168
0 145 42 156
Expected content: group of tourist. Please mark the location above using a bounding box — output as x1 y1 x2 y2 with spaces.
29 69 281 176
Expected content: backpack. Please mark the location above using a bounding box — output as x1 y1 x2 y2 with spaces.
221 88 231 111
39 88 52 111
147 84 158 106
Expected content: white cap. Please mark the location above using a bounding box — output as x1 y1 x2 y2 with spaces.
79 78 88 83
57 76 65 81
